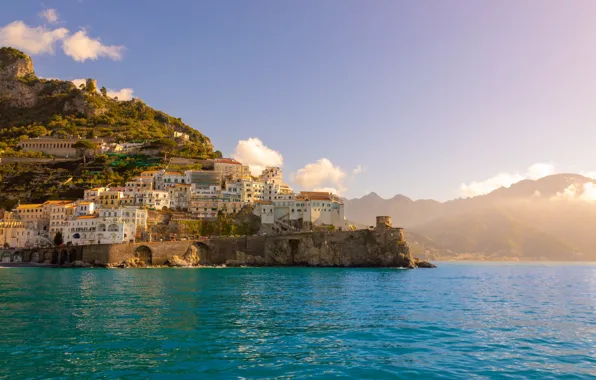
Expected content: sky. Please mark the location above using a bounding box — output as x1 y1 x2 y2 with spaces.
3 1 596 201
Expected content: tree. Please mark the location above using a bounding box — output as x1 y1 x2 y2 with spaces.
73 140 97 166
151 138 177 160
100 86 107 97
54 231 64 246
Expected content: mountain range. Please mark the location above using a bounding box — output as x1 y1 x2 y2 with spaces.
344 174 596 261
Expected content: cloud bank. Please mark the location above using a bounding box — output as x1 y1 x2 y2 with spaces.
62 30 124 62
291 158 363 197
0 17 124 62
554 183 596 202
460 163 556 198
0 21 68 55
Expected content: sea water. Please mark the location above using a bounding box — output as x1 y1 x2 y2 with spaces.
0 263 595 379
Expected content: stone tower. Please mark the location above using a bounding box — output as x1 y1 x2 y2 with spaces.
85 78 97 92
376 216 392 229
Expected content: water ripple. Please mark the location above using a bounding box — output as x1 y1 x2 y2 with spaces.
0 264 595 379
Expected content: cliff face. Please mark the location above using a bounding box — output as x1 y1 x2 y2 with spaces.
225 229 418 268
0 48 41 108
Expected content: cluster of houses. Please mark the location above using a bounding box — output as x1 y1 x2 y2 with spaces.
1 157 346 249
87 159 346 229
0 201 148 249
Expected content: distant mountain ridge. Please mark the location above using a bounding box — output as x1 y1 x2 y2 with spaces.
345 174 596 261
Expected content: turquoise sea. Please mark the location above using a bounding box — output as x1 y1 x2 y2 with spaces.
1 263 595 379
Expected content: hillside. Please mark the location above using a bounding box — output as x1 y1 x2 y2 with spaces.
345 174 596 261
0 47 214 156
0 47 217 208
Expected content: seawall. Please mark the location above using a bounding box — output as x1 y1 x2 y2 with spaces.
4 227 426 268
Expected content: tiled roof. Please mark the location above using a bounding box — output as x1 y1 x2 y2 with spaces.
44 200 73 205
16 204 43 209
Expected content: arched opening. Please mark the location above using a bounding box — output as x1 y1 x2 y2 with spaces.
108 224 119 232
51 249 59 264
134 245 152 265
59 250 68 265
1 252 11 263
30 251 39 263
70 248 80 262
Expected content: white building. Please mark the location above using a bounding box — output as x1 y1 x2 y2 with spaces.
84 187 107 201
64 206 147 245
253 191 346 230
75 201 96 216
0 220 48 249
125 176 154 194
168 184 192 211
155 171 186 190
48 201 75 239
134 190 170 210
214 158 249 179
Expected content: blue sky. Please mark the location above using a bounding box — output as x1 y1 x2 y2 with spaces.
3 1 596 200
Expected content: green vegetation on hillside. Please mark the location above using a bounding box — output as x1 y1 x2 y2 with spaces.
0 48 218 206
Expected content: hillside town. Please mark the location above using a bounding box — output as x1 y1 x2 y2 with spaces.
1 139 347 249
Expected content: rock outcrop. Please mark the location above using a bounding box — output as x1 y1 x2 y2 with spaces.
165 244 202 267
119 257 147 268
225 228 420 268
0 47 40 108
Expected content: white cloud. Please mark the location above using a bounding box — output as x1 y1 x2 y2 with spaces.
71 78 86 88
0 21 68 55
352 165 363 176
526 163 556 180
292 158 346 189
62 29 124 62
580 183 596 201
0 15 125 63
553 182 596 202
106 88 133 100
459 163 556 198
39 9 59 24
581 172 596 180
291 159 363 196
231 138 283 176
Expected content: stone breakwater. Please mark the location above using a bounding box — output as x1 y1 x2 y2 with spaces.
3 227 435 269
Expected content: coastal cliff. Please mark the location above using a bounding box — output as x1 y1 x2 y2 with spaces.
225 229 417 267
6 221 435 269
